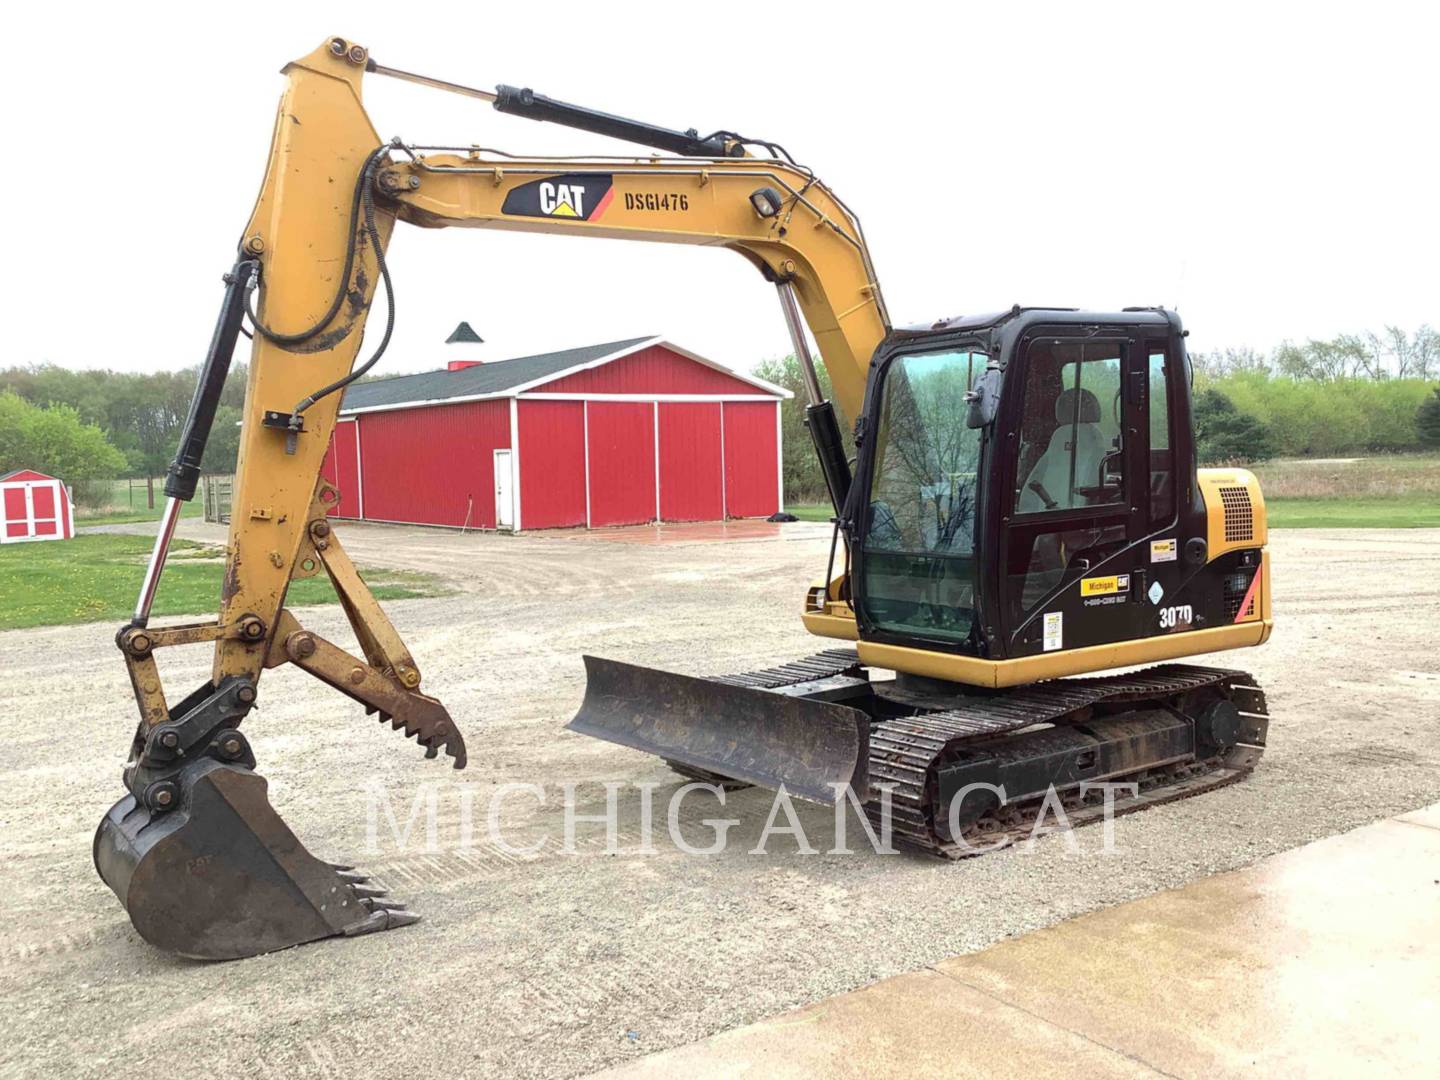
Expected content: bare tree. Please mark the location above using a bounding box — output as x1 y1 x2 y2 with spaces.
1410 325 1438 380
1274 336 1378 380
1372 327 1413 378
1189 346 1269 377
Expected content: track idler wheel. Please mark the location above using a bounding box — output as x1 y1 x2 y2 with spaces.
1194 699 1243 755
94 756 413 960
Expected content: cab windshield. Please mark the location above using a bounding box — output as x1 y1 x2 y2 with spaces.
858 347 986 644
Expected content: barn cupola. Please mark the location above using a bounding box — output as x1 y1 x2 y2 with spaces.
445 321 487 371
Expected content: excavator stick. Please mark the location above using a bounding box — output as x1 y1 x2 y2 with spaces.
93 224 464 958
567 655 871 804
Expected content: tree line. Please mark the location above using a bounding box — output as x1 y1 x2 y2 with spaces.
1192 325 1439 381
2 324 1437 510
0 364 247 504
1190 326 1440 462
761 325 1440 502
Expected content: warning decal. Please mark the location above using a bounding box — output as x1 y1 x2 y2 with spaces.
1043 611 1063 652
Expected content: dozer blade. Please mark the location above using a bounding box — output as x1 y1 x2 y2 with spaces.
567 655 870 804
94 756 412 960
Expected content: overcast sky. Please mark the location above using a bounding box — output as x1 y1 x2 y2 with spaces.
6 2 1435 377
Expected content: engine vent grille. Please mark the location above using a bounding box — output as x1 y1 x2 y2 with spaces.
1219 486 1254 542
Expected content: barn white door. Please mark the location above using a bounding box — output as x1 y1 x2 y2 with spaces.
493 449 514 529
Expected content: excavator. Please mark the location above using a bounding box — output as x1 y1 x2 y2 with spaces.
94 37 1273 960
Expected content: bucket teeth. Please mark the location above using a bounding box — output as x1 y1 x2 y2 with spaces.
335 867 424 934
361 897 406 912
344 906 421 936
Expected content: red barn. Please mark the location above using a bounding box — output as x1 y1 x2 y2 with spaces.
321 335 790 531
1 469 76 543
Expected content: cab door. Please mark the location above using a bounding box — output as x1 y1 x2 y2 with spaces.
996 330 1162 658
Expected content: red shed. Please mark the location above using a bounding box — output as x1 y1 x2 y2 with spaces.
321 335 790 531
1 469 76 543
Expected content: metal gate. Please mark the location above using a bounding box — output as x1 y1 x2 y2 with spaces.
202 474 234 524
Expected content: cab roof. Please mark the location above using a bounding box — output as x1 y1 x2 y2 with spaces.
896 305 1181 339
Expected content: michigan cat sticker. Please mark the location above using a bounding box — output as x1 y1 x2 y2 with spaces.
1080 574 1130 598
502 174 614 221
1081 573 1131 607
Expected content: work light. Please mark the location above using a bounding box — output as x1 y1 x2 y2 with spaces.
749 187 784 218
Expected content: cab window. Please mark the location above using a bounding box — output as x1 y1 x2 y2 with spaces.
859 348 984 644
1014 342 1124 514
1006 340 1128 625
1148 346 1176 525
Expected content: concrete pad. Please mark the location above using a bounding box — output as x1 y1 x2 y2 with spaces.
594 805 1440 1079
935 809 1440 1078
1398 803 1440 831
590 968 1159 1079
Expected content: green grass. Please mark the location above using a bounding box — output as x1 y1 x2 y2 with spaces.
76 501 205 527
1248 452 1440 499
1264 497 1440 529
785 504 836 522
789 491 1440 530
0 534 447 631
75 478 207 526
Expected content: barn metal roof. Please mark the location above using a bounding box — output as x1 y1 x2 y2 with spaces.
338 336 789 415
340 337 654 412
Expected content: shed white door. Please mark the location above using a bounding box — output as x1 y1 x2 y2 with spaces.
2 478 68 543
493 449 514 529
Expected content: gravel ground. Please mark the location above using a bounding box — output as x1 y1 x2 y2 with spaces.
1 521 1437 1079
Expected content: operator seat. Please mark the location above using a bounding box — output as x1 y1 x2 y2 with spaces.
1018 387 1108 512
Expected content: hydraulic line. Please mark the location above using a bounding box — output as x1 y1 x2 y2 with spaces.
290 153 396 419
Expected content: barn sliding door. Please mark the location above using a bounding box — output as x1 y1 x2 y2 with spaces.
586 402 656 527
723 401 781 518
658 403 723 521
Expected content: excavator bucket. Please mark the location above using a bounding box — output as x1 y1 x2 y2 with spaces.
94 756 412 961
567 656 870 804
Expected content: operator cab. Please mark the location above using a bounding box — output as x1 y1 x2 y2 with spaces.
849 307 1203 664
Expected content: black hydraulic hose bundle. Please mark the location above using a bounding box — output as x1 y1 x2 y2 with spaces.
288 149 397 418
163 144 398 496
243 144 389 346
241 143 398 422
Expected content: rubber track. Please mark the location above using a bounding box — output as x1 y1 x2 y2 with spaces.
864 663 1268 856
708 651 1268 859
711 648 865 690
